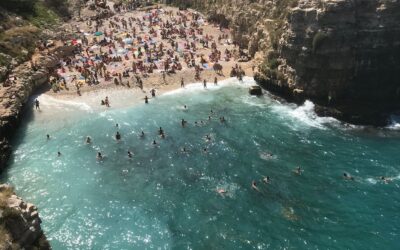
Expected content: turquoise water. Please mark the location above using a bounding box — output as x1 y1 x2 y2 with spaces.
3 78 400 249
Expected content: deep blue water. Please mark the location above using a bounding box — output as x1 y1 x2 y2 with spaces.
3 78 400 249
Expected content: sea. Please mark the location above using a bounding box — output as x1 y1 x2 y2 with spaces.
2 77 400 249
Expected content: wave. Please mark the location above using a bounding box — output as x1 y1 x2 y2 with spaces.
386 115 400 130
38 94 93 112
162 77 255 96
271 100 341 130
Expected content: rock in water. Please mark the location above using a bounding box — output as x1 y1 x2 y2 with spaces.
249 86 262 96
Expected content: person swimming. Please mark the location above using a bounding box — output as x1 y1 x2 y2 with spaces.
343 173 355 181
46 134 50 140
127 151 133 158
217 188 227 194
97 152 103 160
203 148 208 154
57 151 61 157
158 127 164 135
86 136 92 144
293 167 302 175
380 176 392 184
140 131 145 138
144 95 149 104
263 176 270 184
181 119 187 127
205 134 211 141
183 105 187 109
116 123 119 128
251 180 260 192
115 132 121 141
220 116 226 123
153 140 157 145
203 79 207 88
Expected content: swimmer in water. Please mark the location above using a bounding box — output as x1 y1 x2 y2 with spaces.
140 131 145 138
205 134 211 141
220 116 226 123
263 176 270 184
158 127 164 136
46 134 50 140
144 95 149 104
217 188 227 194
251 180 260 192
181 147 188 153
203 148 208 154
160 133 166 139
208 116 211 121
153 140 157 145
343 173 355 181
293 167 302 175
115 131 121 141
181 119 186 127
57 151 61 157
97 152 103 160
86 136 92 144
127 151 133 158
184 105 187 109
116 123 119 128
380 176 392 184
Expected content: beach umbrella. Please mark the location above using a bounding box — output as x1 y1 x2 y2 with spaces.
117 48 127 55
123 38 133 44
94 31 104 36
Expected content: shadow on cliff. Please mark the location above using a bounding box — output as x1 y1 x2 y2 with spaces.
1 85 51 181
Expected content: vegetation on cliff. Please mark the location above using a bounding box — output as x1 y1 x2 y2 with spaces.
0 0 71 77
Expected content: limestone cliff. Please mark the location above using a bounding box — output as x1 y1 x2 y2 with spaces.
0 184 50 249
169 0 400 125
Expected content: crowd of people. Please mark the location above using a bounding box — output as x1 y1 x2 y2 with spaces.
48 3 247 97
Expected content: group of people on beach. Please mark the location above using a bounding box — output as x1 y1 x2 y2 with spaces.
47 2 249 97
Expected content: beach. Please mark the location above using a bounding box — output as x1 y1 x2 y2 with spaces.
43 4 257 106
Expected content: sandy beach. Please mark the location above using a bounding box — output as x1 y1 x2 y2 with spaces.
43 4 258 106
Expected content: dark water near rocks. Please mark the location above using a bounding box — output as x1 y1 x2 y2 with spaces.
3 78 400 249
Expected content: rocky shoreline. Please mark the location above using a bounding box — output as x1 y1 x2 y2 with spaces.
170 0 400 126
0 44 75 249
0 184 50 249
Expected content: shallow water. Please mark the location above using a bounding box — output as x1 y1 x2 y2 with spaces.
3 77 400 249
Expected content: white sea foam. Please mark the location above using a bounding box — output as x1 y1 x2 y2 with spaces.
162 77 255 96
38 94 93 112
386 115 400 130
271 100 340 130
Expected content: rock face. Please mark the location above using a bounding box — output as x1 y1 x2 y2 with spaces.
0 45 76 172
169 0 400 125
0 184 50 249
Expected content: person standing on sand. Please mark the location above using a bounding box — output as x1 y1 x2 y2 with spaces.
181 78 185 88
203 79 207 89
144 96 149 104
214 77 218 86
35 99 40 110
105 96 110 107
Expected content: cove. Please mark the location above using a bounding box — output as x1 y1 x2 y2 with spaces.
2 77 400 249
